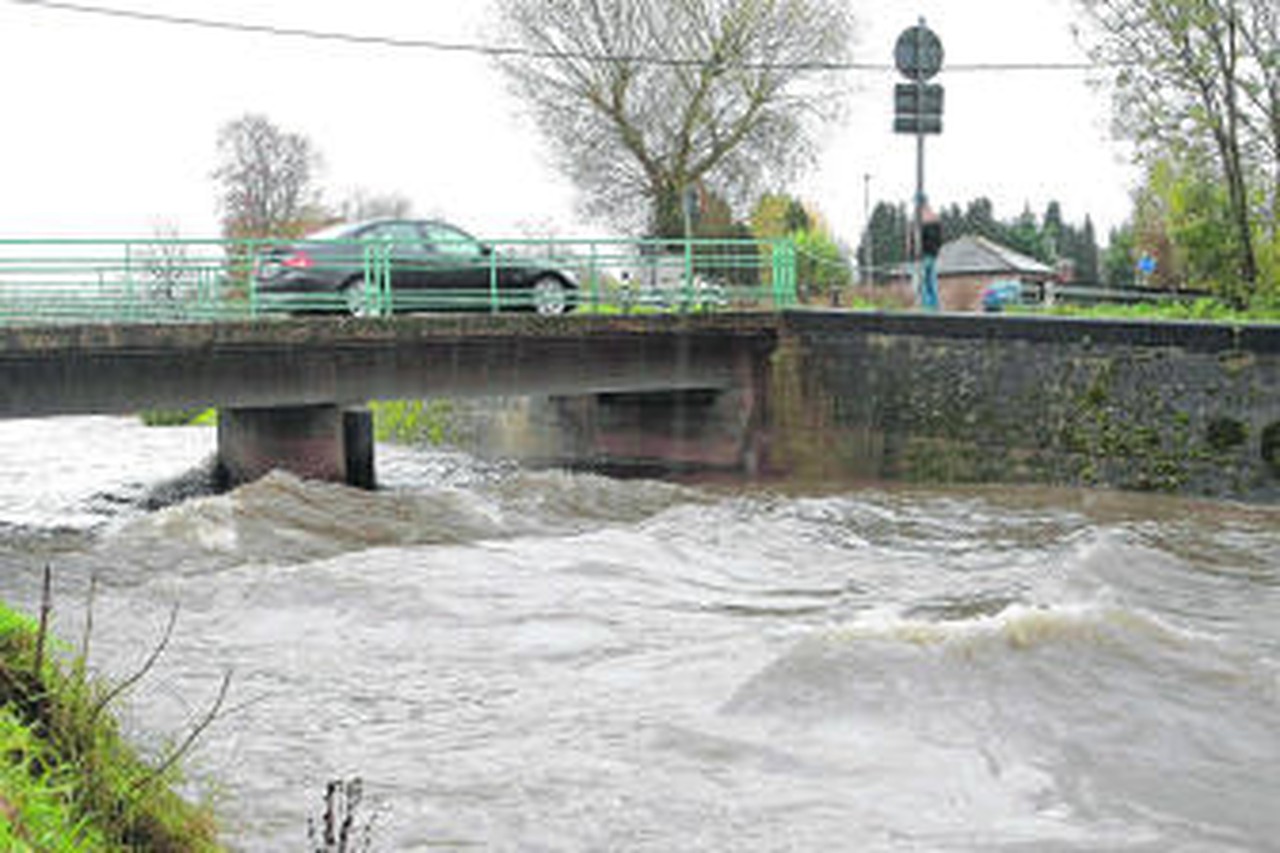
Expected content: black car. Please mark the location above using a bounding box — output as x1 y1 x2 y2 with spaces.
253 219 577 315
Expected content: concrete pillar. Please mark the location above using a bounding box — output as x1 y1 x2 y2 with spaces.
216 404 376 490
343 408 376 490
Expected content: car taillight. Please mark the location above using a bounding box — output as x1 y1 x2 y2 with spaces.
281 251 313 270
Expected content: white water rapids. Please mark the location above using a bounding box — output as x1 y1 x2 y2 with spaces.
0 416 1276 851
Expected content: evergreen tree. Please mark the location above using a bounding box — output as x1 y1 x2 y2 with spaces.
939 204 966 248
1103 224 1137 288
857 201 910 283
1007 205 1047 262
858 195 1106 285
783 199 811 234
1042 201 1064 261
1040 202 1101 284
1076 216 1101 284
963 198 1002 242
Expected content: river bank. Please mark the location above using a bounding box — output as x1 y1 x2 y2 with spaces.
0 592 220 850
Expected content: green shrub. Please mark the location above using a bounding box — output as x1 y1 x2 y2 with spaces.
0 707 106 851
0 601 222 850
371 400 456 446
1037 298 1280 323
139 408 217 427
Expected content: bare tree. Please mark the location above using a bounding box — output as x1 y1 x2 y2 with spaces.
136 222 193 310
495 0 854 237
214 113 326 240
337 189 414 221
1077 0 1279 288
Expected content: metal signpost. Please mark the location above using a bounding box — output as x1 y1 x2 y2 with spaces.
682 185 700 307
893 18 945 296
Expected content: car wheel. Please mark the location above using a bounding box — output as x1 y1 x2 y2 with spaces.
532 275 570 315
341 279 377 317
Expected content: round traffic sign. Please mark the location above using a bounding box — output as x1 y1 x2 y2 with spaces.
894 24 944 81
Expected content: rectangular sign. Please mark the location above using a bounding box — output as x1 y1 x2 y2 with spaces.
894 83 945 116
893 115 943 134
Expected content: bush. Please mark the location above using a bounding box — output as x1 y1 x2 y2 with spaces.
0 598 222 850
0 706 107 851
1038 298 1280 323
793 227 852 303
140 409 217 427
371 400 456 446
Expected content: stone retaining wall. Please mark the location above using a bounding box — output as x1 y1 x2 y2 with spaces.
768 312 1280 500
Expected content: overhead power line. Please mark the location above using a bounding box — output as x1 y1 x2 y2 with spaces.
9 0 527 55
7 0 1100 73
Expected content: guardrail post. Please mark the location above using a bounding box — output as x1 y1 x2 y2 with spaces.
247 241 261 318
768 236 798 307
683 237 694 313
359 242 392 316
123 242 135 322
196 264 208 320
361 244 373 315
489 245 500 313
589 242 599 311
378 242 392 315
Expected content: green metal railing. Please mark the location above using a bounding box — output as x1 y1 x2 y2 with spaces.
0 239 250 324
0 236 799 325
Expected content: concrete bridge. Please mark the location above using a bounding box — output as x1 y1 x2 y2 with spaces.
3 310 1278 500
0 313 779 488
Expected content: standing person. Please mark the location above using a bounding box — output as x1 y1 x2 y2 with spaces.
918 203 943 311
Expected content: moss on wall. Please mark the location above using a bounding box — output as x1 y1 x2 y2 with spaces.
766 315 1280 500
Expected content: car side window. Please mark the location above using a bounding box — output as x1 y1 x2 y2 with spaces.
421 223 484 259
361 223 430 256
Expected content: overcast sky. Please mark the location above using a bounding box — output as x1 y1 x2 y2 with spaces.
0 0 1137 244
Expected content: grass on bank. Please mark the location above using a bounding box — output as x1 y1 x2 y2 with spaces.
0 706 107 850
137 401 457 448
1027 296 1280 323
369 399 455 446
0 600 221 851
139 408 217 428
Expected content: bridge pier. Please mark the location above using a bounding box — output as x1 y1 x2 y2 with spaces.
215 404 375 490
543 340 771 477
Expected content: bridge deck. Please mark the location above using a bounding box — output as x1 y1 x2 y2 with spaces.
0 313 781 417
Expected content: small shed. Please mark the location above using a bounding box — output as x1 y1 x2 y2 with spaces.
878 234 1057 311
934 234 1056 310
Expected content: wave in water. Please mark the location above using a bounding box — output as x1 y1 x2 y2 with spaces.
724 600 1280 848
94 470 518 573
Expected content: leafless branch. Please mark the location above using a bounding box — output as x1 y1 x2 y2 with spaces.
90 602 179 724
132 669 233 794
495 0 852 236
33 565 52 679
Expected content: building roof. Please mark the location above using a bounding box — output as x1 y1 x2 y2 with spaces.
937 234 1055 279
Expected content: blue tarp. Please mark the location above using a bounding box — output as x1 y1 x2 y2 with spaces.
981 279 1022 312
